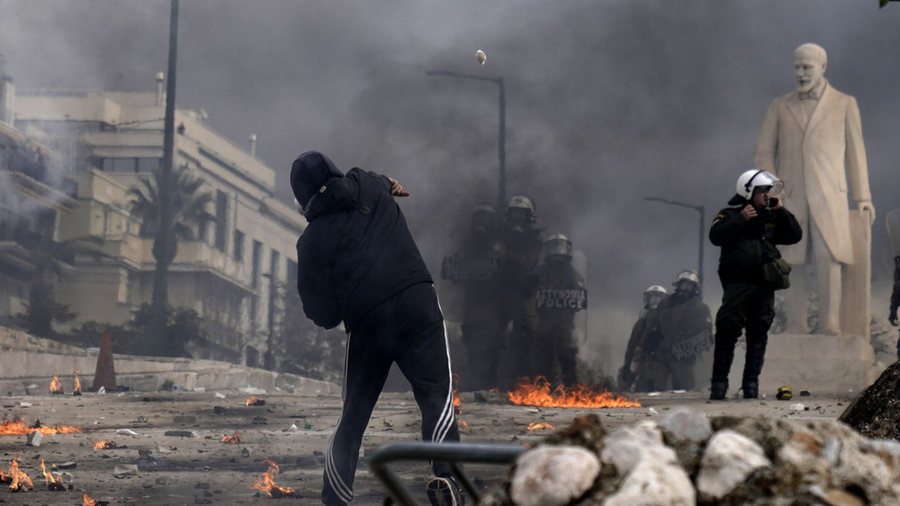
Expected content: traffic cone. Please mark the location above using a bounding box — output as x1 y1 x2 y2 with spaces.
91 330 117 391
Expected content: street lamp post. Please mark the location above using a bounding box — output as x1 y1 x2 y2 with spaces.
644 197 706 289
426 70 506 209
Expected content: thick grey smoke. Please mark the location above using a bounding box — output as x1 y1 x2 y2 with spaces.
2 0 899 372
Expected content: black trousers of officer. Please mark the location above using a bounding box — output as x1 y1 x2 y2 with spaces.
323 283 460 506
710 283 776 388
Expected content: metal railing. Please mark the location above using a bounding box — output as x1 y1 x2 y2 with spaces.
369 441 525 506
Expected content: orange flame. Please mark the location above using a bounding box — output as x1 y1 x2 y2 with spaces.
249 459 298 498
507 376 641 409
7 459 34 492
93 440 117 450
84 494 97 506
526 422 555 431
245 396 265 406
49 375 63 394
39 458 68 490
221 432 242 444
0 419 81 436
73 371 82 395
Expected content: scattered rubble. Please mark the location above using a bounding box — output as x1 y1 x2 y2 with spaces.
509 445 600 506
839 361 900 441
481 410 900 505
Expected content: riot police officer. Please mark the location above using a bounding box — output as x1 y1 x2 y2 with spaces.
447 204 506 390
533 234 586 386
634 270 712 392
617 285 667 391
498 195 543 388
709 169 802 400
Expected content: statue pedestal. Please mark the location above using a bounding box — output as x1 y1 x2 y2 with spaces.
728 334 876 395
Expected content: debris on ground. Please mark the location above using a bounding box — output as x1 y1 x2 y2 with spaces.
480 408 900 505
839 361 900 441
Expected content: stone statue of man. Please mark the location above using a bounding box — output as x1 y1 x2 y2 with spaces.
754 43 875 335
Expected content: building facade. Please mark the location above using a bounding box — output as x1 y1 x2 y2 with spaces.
10 87 304 366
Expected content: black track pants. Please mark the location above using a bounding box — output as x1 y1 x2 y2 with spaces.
322 283 460 506
710 283 775 387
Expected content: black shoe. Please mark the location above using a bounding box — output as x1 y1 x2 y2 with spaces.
709 382 727 400
742 383 758 399
426 477 465 506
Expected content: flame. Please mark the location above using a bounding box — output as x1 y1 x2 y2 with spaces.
73 371 82 395
40 458 68 490
249 459 298 498
0 419 81 436
245 396 265 406
526 422 555 431
7 459 34 492
507 376 642 409
451 373 462 415
49 375 63 394
93 440 117 450
84 494 97 506
221 432 242 444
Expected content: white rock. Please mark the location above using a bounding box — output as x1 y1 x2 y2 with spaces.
696 430 771 499
97 386 106 394
658 407 712 443
789 403 805 412
603 460 695 506
647 407 658 415
214 392 226 399
647 391 660 397
116 428 138 436
113 464 139 478
601 422 676 476
510 445 601 506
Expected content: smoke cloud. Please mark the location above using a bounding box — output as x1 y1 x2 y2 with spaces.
2 0 899 373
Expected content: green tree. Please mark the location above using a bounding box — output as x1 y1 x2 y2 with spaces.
129 164 214 315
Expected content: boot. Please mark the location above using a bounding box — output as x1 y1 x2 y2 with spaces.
709 381 728 401
742 382 758 399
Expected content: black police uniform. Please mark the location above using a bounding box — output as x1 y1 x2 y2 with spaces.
634 292 712 392
533 258 585 386
498 226 543 388
709 198 802 399
891 257 900 360
291 152 460 506
618 306 654 390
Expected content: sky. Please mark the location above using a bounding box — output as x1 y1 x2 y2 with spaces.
2 0 899 372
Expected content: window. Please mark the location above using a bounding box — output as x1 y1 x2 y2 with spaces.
269 250 280 279
233 230 245 262
287 260 298 285
251 240 262 289
214 190 228 252
101 158 137 173
136 158 161 173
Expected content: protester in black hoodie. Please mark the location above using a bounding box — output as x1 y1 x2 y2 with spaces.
291 151 463 506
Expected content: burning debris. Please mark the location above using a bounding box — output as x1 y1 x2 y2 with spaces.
0 418 81 436
93 440 119 450
40 458 73 491
83 493 110 505
221 431 243 444
245 396 266 406
73 370 82 396
3 459 34 492
249 460 300 498
507 376 641 409
49 375 63 394
526 422 555 431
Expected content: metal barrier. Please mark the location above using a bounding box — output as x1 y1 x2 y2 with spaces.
369 441 525 506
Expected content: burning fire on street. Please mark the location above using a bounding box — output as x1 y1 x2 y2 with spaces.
221 431 243 444
49 375 63 394
40 458 72 491
245 396 266 406
93 440 118 450
1 459 34 492
451 375 469 431
508 376 641 409
249 460 300 498
526 422 555 431
83 493 110 505
73 370 82 395
0 419 81 436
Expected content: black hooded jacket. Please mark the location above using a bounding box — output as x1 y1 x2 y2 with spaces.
291 152 432 330
709 195 803 286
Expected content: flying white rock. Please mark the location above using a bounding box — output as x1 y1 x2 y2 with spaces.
476 49 487 65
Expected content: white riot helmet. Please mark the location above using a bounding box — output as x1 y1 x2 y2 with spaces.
673 269 700 287
736 169 783 200
544 234 573 258
506 195 536 222
643 285 667 308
